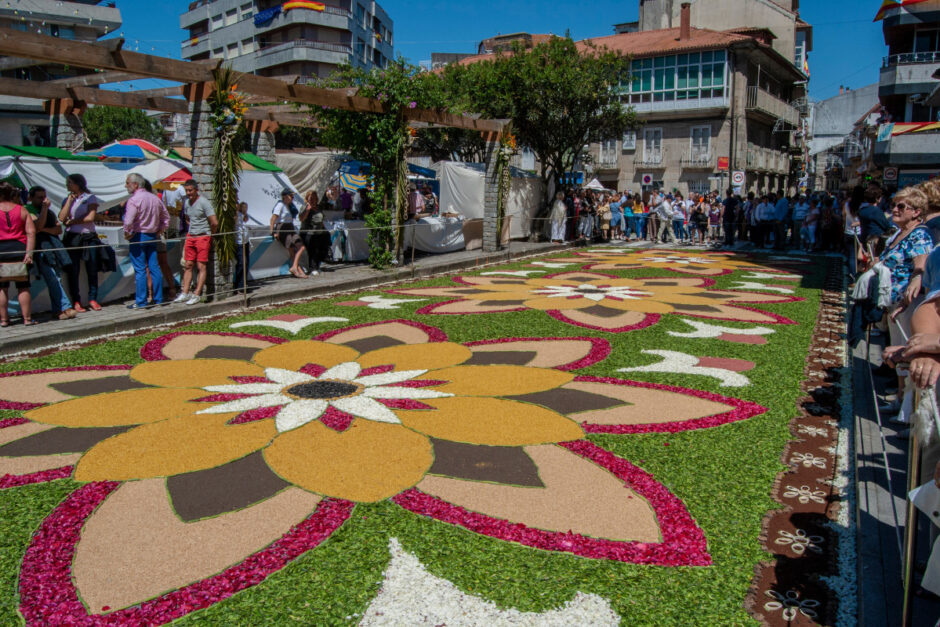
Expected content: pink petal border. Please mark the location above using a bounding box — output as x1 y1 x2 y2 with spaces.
0 466 74 490
314 319 449 343
140 332 287 361
392 440 711 566
574 375 766 434
0 366 133 411
463 337 612 371
18 482 354 626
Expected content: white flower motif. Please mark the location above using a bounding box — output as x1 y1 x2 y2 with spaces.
357 295 426 310
229 316 349 335
790 452 827 469
775 529 824 555
534 283 653 303
783 485 827 504
529 261 575 269
798 425 829 438
479 270 545 277
763 589 820 620
642 255 715 265
197 363 453 433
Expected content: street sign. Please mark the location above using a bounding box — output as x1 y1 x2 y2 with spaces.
883 166 898 182
642 174 653 185
731 170 746 186
717 157 730 171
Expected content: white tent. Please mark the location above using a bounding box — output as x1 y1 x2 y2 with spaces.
276 152 343 197
584 178 608 191
435 161 543 239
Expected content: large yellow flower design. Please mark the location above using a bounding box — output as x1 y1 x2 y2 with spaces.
23 341 582 503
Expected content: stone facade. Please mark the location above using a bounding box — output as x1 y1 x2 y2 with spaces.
52 112 84 153
482 140 500 252
251 128 277 165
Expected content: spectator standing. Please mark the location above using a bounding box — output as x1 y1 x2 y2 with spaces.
707 199 722 244
233 201 251 290
549 191 567 243
173 180 218 305
407 184 425 220
773 191 790 250
791 194 809 250
722 188 739 247
58 173 100 312
857 184 894 262
123 173 169 309
655 193 676 243
609 194 623 240
300 191 331 275
0 182 36 326
25 186 73 320
270 189 306 279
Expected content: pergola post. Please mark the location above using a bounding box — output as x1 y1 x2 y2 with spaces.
185 82 232 302
482 132 501 252
46 98 85 152
248 119 278 165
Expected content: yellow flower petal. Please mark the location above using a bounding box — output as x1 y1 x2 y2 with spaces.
25 388 209 427
399 397 583 446
130 360 263 388
74 413 276 482
252 341 359 371
426 365 573 397
521 297 597 311
264 420 432 502
356 342 472 371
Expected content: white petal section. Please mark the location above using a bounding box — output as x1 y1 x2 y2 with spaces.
332 396 401 424
354 369 427 387
585 293 605 302
196 394 291 414
362 386 453 400
320 362 362 382
202 383 283 394
275 399 328 433
264 368 313 385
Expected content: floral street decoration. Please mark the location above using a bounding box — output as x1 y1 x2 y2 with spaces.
207 66 246 266
0 320 770 625
392 271 801 333
558 249 809 277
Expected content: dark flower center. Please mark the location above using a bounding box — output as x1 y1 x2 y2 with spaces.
287 381 359 400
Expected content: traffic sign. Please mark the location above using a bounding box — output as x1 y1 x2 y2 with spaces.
731 170 746 186
642 174 653 185
717 157 730 171
883 166 898 182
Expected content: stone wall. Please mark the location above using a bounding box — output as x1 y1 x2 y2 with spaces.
482 139 500 252
52 113 84 153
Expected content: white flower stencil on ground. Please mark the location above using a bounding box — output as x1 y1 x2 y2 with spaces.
782 485 827 504
763 589 820 621
618 350 752 387
775 529 824 555
359 538 621 626
534 283 653 303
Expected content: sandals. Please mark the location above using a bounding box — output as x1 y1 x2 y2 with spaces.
0 320 8 328
23 319 37 326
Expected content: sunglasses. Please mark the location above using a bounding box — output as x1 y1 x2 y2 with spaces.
894 202 920 212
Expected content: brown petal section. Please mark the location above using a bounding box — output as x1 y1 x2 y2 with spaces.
467 339 599 369
49 376 149 398
508 388 625 415
264 420 432 502
158 335 276 361
0 368 132 406
167 451 290 522
0 422 77 476
418 444 661 542
560 381 733 425
72 478 321 614
428 439 543 487
322 322 438 347
0 426 132 457
426 300 528 314
463 351 537 366
195 346 264 361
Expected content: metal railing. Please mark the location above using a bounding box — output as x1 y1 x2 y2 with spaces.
680 153 712 168
745 86 800 126
257 39 353 57
635 151 664 167
884 51 940 66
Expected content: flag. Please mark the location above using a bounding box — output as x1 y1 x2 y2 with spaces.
283 0 325 11
803 56 810 76
873 0 901 21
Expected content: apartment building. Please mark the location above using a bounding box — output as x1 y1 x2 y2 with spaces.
0 0 122 146
589 0 809 197
180 0 394 83
873 0 940 188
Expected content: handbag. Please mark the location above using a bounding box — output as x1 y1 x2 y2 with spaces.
0 261 28 282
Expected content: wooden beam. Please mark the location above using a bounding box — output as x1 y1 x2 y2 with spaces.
0 28 505 132
49 71 141 88
127 85 185 99
0 77 189 115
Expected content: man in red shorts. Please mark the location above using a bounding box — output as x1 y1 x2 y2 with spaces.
174 180 218 305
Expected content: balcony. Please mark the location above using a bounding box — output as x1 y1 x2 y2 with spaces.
635 151 665 168
884 51 940 66
258 40 352 57
595 155 620 170
629 95 730 117
874 130 940 167
680 153 713 169
247 39 352 72
746 143 791 174
880 55 940 96
745 87 800 127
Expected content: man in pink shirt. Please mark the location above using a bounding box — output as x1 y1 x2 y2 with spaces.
123 173 170 308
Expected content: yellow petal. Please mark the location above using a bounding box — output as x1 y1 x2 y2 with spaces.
399 397 583 446
25 388 209 427
264 421 432 502
427 365 573 397
356 342 472 371
252 341 359 371
74 413 276 482
521 297 596 311
130 360 263 388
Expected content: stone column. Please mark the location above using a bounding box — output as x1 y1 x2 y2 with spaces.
249 120 278 164
482 134 500 252
46 99 85 152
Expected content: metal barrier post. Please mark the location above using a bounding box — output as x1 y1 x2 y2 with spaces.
902 427 921 627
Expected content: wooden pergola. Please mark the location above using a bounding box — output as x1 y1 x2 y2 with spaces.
0 27 508 265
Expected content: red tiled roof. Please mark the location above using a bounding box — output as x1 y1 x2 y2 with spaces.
580 27 752 58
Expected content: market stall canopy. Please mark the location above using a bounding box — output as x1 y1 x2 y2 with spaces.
585 178 609 191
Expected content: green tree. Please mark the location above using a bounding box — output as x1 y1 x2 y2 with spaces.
310 60 448 268
82 106 166 149
443 37 635 202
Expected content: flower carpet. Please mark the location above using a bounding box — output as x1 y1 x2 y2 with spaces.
0 248 850 625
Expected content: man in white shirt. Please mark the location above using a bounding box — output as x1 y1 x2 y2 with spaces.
791 194 810 249
655 193 676 243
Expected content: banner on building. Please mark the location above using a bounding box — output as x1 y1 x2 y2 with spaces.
284 1 325 11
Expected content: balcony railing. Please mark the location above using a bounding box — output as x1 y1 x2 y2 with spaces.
257 39 353 57
884 51 940 67
596 155 619 169
635 151 664 167
680 153 712 168
746 143 790 174
745 86 800 127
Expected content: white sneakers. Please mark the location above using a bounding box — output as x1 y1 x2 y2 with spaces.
173 292 202 305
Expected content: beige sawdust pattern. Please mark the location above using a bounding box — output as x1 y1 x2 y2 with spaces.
72 478 321 613
417 444 660 542
0 453 80 476
561 381 732 425
0 421 52 446
468 340 593 368
161 336 275 360
0 370 126 405
324 323 431 346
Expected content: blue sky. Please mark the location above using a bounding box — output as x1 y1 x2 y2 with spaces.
102 0 887 103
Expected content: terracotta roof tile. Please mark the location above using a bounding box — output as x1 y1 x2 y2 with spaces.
579 27 752 58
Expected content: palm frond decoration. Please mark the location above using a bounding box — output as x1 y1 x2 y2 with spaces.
208 65 245 266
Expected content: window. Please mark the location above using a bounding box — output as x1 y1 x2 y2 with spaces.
211 47 224 59
225 9 238 26
688 178 711 196
210 14 224 30
599 139 618 166
914 29 940 53
643 128 662 163
690 126 710 158
227 43 238 58
241 2 253 19
626 50 727 103
622 130 637 151
242 38 255 54
794 31 806 68
521 148 535 171
356 4 367 28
